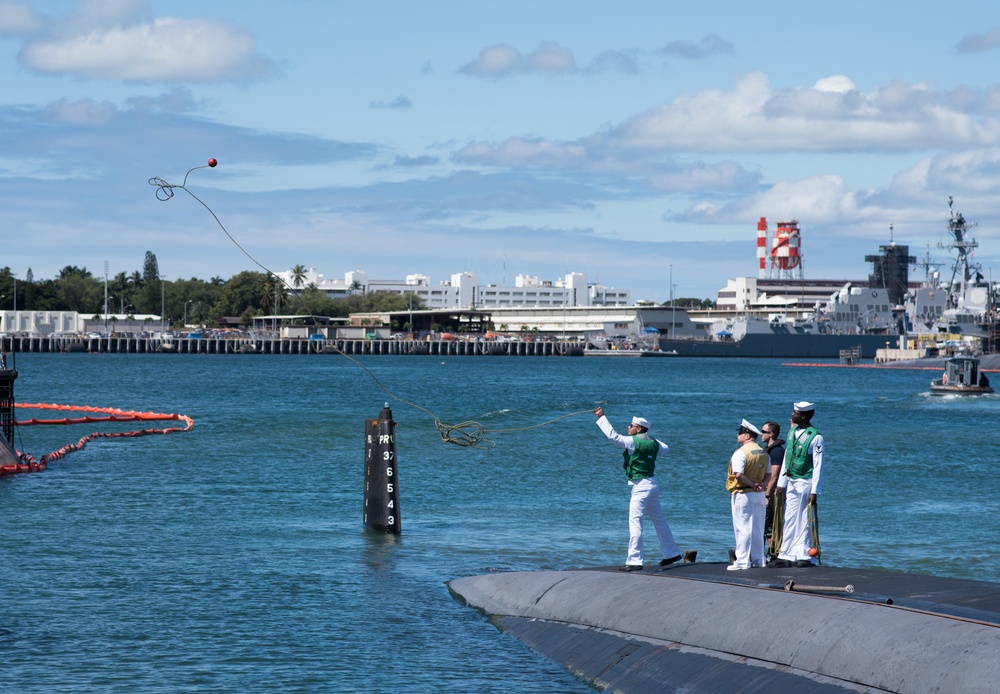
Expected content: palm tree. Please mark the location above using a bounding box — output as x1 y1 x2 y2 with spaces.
259 277 274 313
58 266 92 280
290 264 307 313
128 271 143 312
259 275 287 314
114 272 128 313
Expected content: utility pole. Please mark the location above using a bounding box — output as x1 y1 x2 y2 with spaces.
160 274 168 333
104 261 109 335
669 264 674 338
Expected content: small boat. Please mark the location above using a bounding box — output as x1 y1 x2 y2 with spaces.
930 357 994 394
584 348 677 358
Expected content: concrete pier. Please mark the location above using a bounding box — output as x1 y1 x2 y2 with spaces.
0 335 587 356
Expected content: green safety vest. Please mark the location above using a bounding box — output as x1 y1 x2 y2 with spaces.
784 425 819 479
623 434 659 480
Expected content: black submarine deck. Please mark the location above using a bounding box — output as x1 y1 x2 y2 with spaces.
449 561 1000 693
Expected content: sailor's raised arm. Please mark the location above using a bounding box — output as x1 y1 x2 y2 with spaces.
594 408 633 450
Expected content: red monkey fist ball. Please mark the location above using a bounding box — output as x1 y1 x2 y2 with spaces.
208 158 218 167
808 547 819 557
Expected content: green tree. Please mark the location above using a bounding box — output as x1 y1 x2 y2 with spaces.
58 274 103 313
259 274 288 314
24 268 33 310
58 265 92 280
139 251 160 312
112 272 129 313
215 271 268 317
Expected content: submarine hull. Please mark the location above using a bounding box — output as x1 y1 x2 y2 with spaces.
449 563 1000 693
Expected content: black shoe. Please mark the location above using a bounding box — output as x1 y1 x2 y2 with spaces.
618 564 643 572
795 560 815 568
767 559 793 568
659 554 682 567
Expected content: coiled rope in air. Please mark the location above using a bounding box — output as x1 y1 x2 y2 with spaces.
150 160 591 447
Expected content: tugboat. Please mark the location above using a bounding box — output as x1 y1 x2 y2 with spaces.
930 356 994 394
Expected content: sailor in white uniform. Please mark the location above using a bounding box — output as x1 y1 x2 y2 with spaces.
594 407 682 572
772 401 824 568
727 419 769 570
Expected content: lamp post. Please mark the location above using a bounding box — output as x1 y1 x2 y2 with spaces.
103 260 109 335
184 300 193 328
669 265 674 339
160 274 167 333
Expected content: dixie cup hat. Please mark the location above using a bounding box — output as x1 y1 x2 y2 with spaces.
631 416 650 429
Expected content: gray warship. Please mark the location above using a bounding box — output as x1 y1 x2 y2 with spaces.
658 199 995 358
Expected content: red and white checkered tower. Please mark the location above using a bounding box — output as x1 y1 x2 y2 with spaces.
756 217 768 279
770 220 803 280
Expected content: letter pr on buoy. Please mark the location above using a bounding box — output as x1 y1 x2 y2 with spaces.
363 403 401 534
0 364 18 446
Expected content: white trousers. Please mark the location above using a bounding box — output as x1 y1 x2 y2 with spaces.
778 478 813 561
626 477 680 565
731 491 766 568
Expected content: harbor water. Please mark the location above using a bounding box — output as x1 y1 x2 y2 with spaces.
1 353 998 692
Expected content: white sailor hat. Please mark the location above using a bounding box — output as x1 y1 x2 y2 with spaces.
739 418 761 436
793 401 815 412
631 416 650 429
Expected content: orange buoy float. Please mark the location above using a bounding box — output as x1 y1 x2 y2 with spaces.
4 402 194 474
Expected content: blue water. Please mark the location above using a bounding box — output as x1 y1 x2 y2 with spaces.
2 354 998 692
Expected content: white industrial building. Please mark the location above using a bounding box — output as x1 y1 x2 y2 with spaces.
274 268 632 309
0 311 163 335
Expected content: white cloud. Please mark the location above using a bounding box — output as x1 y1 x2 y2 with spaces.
607 72 1000 153
42 97 118 124
813 75 855 93
893 149 1000 196
9 1 274 82
584 49 641 75
679 175 856 224
455 137 587 168
656 34 734 60
955 27 1000 54
370 95 412 109
0 0 44 34
459 42 576 78
649 161 759 192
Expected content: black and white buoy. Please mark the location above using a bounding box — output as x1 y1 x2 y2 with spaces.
0 358 17 446
363 402 401 533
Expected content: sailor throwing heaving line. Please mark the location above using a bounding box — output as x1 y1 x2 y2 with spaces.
594 407 682 572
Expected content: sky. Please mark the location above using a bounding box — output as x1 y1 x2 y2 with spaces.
3 0 1000 302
